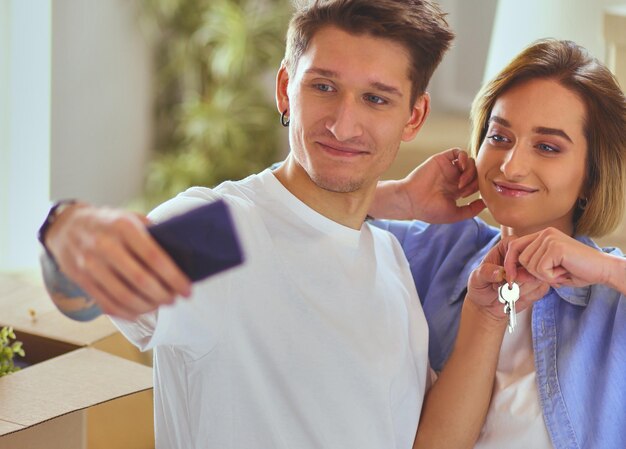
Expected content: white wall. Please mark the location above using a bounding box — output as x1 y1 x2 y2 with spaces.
51 0 153 207
0 0 153 271
485 0 626 80
428 0 499 113
0 0 52 271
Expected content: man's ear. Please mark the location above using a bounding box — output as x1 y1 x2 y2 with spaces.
276 64 290 114
401 92 430 142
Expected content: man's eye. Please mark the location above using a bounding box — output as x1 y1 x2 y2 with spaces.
314 84 334 92
365 94 386 105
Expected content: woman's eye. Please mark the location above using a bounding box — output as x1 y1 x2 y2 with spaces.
537 143 560 153
486 134 508 144
365 94 387 105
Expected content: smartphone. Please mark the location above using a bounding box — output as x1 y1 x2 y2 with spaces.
147 199 244 282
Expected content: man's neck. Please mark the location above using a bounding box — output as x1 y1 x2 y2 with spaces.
273 157 375 230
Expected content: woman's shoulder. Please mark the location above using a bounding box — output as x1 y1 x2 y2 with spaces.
577 234 624 257
371 216 499 254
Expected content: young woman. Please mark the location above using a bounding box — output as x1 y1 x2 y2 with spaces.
372 39 626 449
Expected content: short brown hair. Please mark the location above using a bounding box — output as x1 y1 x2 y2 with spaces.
284 0 454 107
470 39 626 237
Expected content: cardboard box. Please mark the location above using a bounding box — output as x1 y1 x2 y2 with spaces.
0 272 154 449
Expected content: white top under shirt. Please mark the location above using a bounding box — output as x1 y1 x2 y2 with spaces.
112 169 430 449
475 307 554 449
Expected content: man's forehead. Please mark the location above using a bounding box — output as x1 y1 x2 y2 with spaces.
296 26 412 88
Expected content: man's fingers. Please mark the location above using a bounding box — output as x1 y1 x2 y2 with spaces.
75 258 154 320
132 212 152 226
106 243 179 306
104 214 191 298
125 227 192 298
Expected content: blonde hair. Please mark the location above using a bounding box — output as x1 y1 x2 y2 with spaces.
470 39 626 237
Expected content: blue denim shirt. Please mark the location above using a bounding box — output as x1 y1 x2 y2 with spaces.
373 217 626 449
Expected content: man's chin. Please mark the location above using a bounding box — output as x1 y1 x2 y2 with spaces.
310 173 363 194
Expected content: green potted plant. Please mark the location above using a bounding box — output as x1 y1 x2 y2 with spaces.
138 0 291 209
0 326 25 376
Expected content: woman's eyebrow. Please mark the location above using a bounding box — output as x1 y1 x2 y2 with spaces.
489 116 574 143
488 116 510 127
533 126 574 144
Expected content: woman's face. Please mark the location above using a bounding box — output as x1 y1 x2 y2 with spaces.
476 78 588 237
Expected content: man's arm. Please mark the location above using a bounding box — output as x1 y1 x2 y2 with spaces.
370 148 485 222
40 251 103 321
413 239 549 449
39 203 191 321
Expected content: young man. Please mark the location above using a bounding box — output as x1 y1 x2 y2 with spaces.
39 1 544 448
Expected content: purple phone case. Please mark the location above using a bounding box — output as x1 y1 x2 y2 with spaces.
148 200 244 282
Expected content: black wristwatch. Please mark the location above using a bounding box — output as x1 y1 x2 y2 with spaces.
37 200 78 249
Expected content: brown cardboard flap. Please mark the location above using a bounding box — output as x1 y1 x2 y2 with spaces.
4 312 118 347
0 421 24 435
0 348 152 436
12 330 80 366
0 270 118 346
0 412 85 449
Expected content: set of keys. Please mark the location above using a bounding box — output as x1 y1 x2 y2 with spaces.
498 281 520 333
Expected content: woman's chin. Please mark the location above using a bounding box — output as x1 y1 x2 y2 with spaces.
489 210 531 232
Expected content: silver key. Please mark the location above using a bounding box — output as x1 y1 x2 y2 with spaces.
498 282 520 333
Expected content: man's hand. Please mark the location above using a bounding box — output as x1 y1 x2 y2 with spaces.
45 204 191 320
370 148 486 222
466 237 550 325
504 227 626 294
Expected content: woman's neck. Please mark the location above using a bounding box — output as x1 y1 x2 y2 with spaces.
499 222 575 238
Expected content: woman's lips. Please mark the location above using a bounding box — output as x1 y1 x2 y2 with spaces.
493 181 538 197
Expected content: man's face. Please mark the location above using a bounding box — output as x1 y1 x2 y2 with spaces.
276 26 427 194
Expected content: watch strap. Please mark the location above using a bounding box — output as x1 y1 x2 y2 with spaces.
37 199 78 249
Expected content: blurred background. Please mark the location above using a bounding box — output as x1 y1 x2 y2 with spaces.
1 0 626 271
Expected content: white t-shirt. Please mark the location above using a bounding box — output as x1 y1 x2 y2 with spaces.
113 169 430 449
475 307 554 449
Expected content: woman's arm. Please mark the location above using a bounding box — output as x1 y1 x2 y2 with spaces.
413 239 549 449
369 148 485 222
504 227 626 295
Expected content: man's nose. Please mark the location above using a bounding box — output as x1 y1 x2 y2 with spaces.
325 95 364 141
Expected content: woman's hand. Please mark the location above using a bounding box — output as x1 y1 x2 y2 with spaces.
369 148 485 222
503 227 626 293
467 237 550 325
